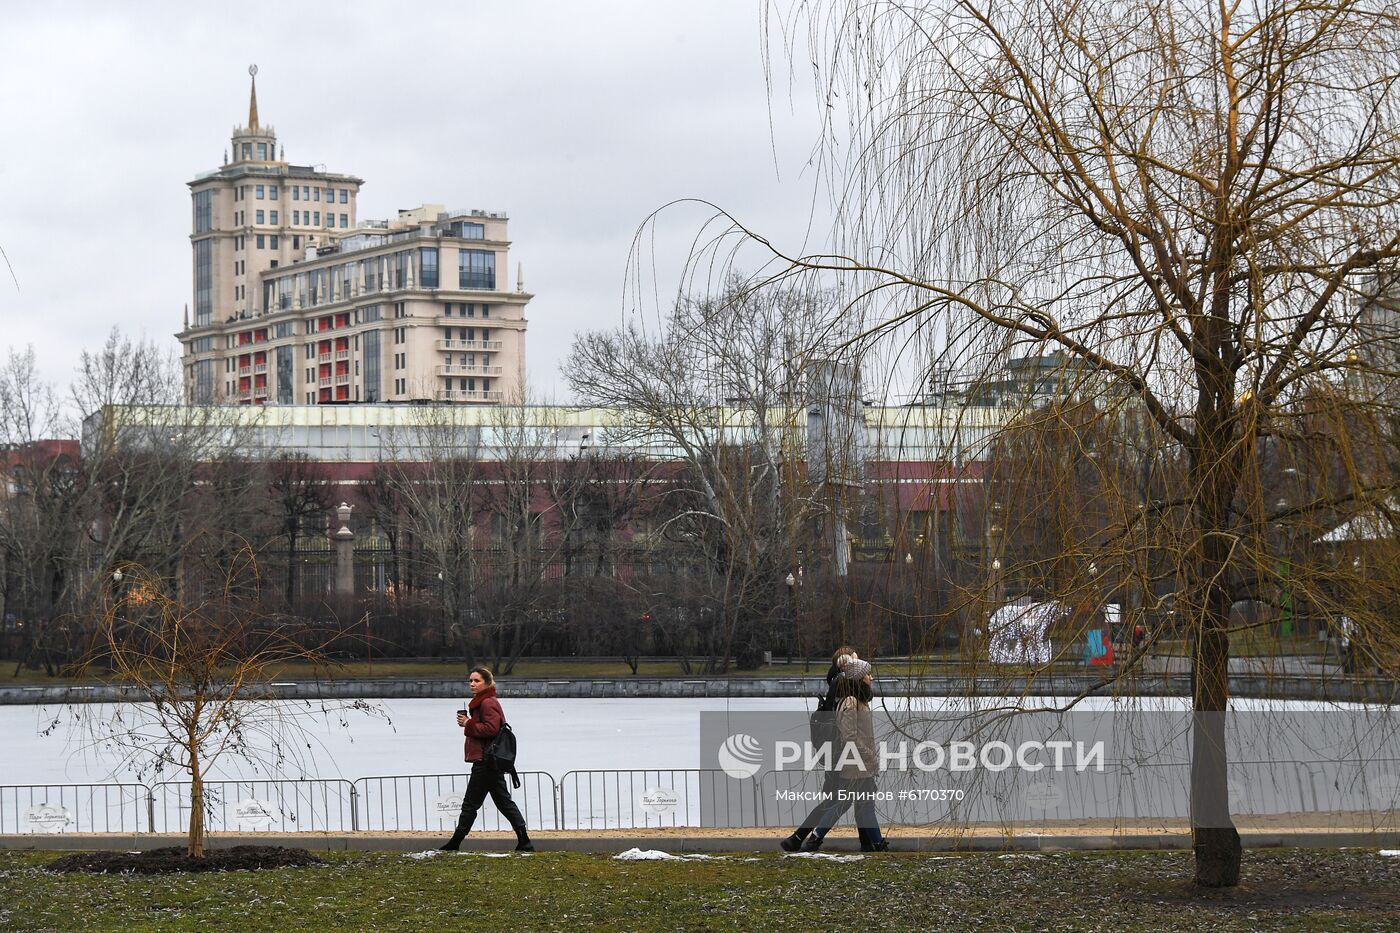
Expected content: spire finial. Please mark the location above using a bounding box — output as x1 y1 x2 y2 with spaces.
517 261 524 293
247 64 260 130
183 303 189 328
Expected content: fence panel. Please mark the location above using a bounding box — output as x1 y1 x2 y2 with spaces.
0 784 147 834
354 771 557 832
150 779 355 834
558 769 760 829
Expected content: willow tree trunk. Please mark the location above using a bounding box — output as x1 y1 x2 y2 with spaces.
187 741 206 859
1188 424 1243 887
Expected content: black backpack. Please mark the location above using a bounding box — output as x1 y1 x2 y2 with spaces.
484 722 521 788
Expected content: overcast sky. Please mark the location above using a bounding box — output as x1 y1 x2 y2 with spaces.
0 1 830 405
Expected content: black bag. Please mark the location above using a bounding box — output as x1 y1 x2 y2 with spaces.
484 722 521 788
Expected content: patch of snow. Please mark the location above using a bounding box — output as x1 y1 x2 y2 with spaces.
783 852 866 862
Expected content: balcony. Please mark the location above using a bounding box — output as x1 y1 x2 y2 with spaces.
237 387 252 400
238 365 252 376
318 376 332 388
436 389 503 403
437 365 503 377
318 352 332 363
335 371 351 384
253 363 268 374
335 350 350 361
436 338 503 352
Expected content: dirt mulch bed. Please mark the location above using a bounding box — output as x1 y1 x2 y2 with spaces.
46 845 323 874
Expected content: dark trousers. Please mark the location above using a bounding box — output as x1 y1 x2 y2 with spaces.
812 775 885 848
793 770 843 840
457 761 528 839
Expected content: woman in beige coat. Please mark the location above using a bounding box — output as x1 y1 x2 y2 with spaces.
804 658 888 851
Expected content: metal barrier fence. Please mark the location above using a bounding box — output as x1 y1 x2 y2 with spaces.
355 772 558 832
0 783 148 834
151 779 357 834
557 769 761 829
1 758 1396 834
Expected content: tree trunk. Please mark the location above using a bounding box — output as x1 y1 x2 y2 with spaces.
1189 429 1243 887
188 743 205 859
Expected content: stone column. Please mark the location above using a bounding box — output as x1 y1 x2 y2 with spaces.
333 502 355 596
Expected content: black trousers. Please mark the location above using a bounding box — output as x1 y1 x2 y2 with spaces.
458 761 528 836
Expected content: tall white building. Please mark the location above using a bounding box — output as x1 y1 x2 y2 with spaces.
179 69 531 406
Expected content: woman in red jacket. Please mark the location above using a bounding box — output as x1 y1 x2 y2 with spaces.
440 666 534 851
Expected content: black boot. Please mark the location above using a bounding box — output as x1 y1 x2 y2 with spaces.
779 832 805 852
799 833 823 852
514 823 535 852
440 809 477 851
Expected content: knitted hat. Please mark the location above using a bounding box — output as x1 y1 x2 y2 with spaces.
839 658 872 681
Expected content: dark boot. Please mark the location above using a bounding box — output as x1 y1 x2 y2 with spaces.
439 809 477 851
799 833 823 852
779 832 805 852
514 826 535 852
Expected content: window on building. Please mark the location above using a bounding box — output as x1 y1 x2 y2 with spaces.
193 190 213 234
270 235 279 249
292 187 300 200
242 143 252 160
314 211 320 225
340 189 348 204
340 213 348 228
257 143 267 161
459 250 495 289
256 210 265 224
270 186 278 201
194 239 213 325
270 210 278 224
363 329 381 402
257 234 265 249
302 186 310 199
420 247 439 288
314 188 321 201
293 210 300 225
293 235 301 250
256 185 265 199
481 305 490 318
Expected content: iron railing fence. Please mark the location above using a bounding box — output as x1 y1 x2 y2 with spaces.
151 779 357 834
557 769 762 830
1 758 1396 834
354 771 557 832
0 783 147 835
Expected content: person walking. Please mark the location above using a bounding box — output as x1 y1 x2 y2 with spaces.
440 666 534 852
780 646 858 851
805 658 888 852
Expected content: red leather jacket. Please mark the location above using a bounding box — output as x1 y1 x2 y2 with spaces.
462 685 505 762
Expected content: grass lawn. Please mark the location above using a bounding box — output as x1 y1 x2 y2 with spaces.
1 848 1397 932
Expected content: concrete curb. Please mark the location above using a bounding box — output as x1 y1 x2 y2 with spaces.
4 830 1398 854
3 673 1397 705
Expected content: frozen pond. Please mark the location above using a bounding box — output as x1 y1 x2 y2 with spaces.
0 694 1361 786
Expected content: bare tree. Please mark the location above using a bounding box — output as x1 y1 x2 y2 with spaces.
567 279 833 669
740 0 1400 885
265 452 333 602
73 550 378 858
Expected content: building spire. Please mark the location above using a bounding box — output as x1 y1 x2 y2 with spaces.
247 64 259 130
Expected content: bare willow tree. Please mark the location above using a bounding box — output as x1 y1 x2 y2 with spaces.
567 278 836 669
75 552 378 858
730 0 1400 886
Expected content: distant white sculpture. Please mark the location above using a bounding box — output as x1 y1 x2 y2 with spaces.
987 599 1067 665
